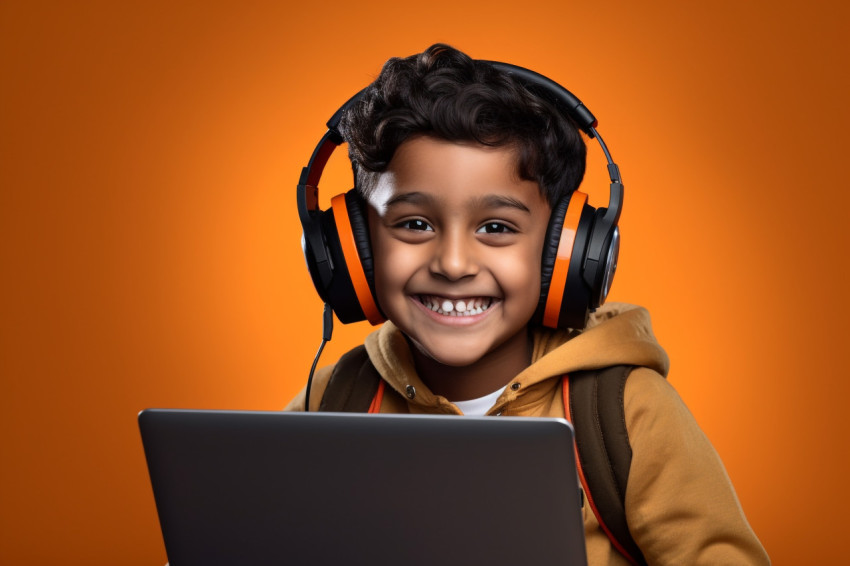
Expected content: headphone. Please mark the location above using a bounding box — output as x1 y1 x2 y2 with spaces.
297 61 623 331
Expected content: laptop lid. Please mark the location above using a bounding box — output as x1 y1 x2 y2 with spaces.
139 409 588 566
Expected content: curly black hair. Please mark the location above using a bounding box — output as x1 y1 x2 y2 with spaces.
340 43 587 205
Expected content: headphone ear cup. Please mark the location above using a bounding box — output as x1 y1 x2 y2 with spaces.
583 208 620 309
318 190 385 325
535 196 571 326
314 205 359 323
535 191 594 330
301 227 328 304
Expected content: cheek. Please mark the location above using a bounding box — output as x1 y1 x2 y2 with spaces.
499 254 542 298
371 234 421 304
490 240 544 312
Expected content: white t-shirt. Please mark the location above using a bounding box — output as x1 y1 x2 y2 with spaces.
452 387 505 416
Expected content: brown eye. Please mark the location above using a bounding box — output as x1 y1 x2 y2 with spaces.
476 222 513 234
400 219 433 231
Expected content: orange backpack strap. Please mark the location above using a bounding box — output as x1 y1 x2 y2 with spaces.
563 366 647 566
367 381 385 413
318 345 383 412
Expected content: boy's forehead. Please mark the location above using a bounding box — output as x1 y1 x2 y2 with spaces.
368 136 546 212
391 136 520 177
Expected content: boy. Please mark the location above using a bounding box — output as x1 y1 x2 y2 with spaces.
286 44 769 565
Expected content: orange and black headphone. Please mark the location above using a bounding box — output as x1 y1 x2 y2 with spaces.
297 61 623 331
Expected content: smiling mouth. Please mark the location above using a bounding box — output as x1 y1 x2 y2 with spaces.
415 295 495 317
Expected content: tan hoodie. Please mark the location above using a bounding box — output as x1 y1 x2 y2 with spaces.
285 302 770 565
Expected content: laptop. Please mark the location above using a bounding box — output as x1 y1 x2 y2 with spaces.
139 409 588 566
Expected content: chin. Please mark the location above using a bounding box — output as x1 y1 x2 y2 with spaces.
409 336 492 368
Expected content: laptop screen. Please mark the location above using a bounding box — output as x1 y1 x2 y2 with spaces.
139 409 588 566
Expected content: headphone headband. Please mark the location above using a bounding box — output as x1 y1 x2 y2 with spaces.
325 62 599 138
483 61 598 137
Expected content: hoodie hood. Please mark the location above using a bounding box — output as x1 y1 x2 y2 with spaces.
364 302 669 412
524 302 669 381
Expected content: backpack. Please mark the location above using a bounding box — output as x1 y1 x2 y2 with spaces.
318 345 648 566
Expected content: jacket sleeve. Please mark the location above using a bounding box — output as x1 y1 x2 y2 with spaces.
282 364 336 412
623 368 770 565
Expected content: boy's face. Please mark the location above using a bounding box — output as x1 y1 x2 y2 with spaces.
366 136 551 369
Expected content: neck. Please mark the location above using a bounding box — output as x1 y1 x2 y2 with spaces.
409 329 533 402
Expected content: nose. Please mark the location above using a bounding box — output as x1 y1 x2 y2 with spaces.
429 229 479 281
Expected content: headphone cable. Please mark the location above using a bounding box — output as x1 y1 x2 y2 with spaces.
304 303 334 412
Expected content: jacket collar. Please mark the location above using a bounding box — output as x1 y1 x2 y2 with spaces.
363 302 669 410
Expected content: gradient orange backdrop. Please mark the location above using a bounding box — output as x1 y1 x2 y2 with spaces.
2 1 848 564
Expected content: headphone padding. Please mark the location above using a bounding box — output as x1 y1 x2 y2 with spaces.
535 195 571 325
344 190 376 294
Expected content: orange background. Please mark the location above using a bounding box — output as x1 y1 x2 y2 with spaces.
1 1 848 564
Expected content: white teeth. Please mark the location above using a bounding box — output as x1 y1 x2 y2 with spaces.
419 295 493 316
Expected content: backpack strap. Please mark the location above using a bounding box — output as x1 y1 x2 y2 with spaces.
318 345 383 412
564 366 648 566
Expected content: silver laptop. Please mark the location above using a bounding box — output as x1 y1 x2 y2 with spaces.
139 409 588 566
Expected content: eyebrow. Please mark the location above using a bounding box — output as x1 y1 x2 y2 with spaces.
473 194 531 214
384 192 531 213
385 192 435 209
